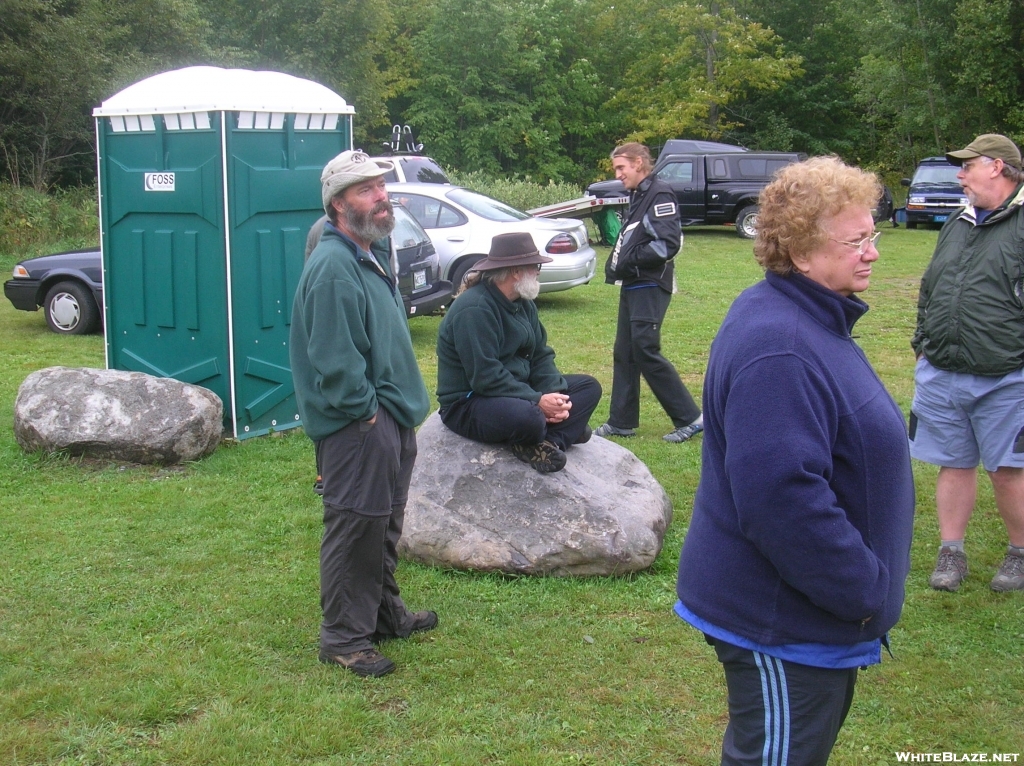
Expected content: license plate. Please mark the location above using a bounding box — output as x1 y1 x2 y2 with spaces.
414 269 427 289
933 215 948 223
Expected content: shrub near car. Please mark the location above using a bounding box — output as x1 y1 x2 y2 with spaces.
388 182 597 293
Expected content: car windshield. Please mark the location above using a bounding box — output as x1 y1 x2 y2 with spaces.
446 188 531 222
912 164 961 185
391 205 431 248
399 157 450 184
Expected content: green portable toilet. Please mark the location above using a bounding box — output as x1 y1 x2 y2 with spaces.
93 66 353 439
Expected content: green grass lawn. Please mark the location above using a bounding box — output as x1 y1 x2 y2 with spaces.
1 226 1021 765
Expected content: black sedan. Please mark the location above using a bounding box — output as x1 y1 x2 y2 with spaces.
5 209 452 335
4 249 103 335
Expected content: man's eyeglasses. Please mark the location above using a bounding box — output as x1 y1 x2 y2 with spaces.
830 230 881 255
961 157 994 172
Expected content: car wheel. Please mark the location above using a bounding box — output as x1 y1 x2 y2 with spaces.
906 221 918 230
735 205 759 239
43 280 99 335
449 257 483 293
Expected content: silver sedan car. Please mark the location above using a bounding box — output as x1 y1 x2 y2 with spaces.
388 182 598 293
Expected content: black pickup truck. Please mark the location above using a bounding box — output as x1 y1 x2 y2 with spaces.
586 140 805 238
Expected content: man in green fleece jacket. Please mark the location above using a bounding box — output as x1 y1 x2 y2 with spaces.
290 150 436 678
436 232 602 474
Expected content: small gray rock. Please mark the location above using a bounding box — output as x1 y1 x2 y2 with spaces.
13 366 223 464
401 413 673 576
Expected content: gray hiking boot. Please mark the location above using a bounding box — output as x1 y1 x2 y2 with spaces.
990 551 1024 592
593 423 636 438
929 546 968 592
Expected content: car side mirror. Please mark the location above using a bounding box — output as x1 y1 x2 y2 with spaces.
900 178 911 187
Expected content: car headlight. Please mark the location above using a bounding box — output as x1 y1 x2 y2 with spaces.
909 196 926 204
960 197 969 205
12 265 30 278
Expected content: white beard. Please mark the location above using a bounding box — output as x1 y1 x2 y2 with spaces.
515 273 541 301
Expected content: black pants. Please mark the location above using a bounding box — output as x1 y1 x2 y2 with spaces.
609 284 700 429
315 407 420 655
440 374 602 452
710 637 858 766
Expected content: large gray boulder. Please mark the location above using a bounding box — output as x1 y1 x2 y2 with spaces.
401 412 673 576
14 366 223 464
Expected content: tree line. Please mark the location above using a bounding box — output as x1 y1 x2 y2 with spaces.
2 0 1022 191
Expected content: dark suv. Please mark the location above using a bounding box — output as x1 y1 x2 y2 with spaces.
586 140 804 238
901 157 968 229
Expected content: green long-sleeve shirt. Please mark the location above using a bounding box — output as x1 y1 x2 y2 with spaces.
290 225 429 441
436 281 567 409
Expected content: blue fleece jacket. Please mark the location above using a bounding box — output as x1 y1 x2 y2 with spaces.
676 271 914 647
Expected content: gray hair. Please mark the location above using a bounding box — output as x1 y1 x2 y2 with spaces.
1001 163 1024 184
457 266 516 296
973 155 1024 184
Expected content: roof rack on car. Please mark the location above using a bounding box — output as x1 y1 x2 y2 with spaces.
381 124 424 156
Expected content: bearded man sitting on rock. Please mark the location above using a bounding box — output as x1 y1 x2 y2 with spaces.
435 232 602 473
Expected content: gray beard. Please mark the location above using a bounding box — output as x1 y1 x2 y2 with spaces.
344 200 395 243
515 273 541 301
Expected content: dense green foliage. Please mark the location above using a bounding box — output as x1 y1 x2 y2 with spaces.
2 224 1023 763
446 170 584 213
2 0 1023 187
0 183 98 254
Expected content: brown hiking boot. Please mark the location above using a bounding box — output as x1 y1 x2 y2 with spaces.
319 648 395 677
509 439 567 473
373 610 439 643
407 610 439 634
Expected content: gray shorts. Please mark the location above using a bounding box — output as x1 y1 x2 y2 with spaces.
910 357 1024 471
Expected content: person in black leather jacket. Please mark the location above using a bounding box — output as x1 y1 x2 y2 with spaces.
595 142 703 443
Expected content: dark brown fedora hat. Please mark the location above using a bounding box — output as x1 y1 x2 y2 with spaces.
470 232 554 272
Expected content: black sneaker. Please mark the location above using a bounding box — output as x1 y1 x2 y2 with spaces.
319 648 395 677
510 440 567 473
574 425 593 445
663 422 704 443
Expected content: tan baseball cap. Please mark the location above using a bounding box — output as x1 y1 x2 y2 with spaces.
946 134 1022 170
321 150 394 211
